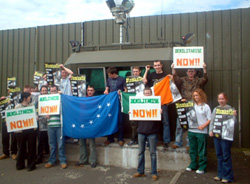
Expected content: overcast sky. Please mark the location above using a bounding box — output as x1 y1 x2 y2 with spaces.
0 0 249 30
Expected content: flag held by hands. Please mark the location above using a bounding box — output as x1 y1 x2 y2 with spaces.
61 92 119 139
121 92 136 114
152 75 173 105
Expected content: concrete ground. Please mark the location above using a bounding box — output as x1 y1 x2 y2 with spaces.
0 157 177 184
176 148 250 184
0 133 250 184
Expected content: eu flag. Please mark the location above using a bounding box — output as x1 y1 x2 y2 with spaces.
61 92 119 138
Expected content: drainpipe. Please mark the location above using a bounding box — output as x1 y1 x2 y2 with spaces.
238 17 242 148
120 25 123 44
238 76 241 148
34 27 38 72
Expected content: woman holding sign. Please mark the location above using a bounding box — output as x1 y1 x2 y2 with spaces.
186 89 211 174
15 92 37 171
209 93 236 183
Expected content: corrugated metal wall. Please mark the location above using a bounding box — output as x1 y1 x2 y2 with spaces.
0 8 249 147
0 23 82 94
36 23 82 72
0 28 36 94
83 8 250 148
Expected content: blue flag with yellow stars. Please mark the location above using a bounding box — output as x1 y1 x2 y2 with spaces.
61 92 119 138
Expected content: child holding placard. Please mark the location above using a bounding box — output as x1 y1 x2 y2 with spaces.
186 89 211 174
209 92 236 183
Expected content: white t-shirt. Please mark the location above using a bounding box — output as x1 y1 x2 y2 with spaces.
60 76 72 95
188 103 211 134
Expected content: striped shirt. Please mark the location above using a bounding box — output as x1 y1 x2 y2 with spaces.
47 115 61 127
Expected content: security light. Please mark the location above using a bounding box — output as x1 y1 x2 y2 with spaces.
106 0 134 43
182 33 195 45
106 0 134 24
106 0 116 9
171 33 195 46
69 40 81 53
122 0 134 13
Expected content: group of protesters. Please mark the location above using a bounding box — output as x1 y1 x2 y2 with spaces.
0 64 72 171
0 61 236 183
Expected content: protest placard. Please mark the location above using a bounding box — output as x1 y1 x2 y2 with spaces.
212 107 236 141
6 106 37 132
173 46 204 68
71 75 86 97
31 92 40 112
9 87 21 107
129 96 161 121
175 101 198 129
0 98 11 120
33 71 44 85
38 94 60 116
7 77 16 89
126 76 144 93
169 79 182 103
0 98 10 112
34 71 47 90
45 63 61 86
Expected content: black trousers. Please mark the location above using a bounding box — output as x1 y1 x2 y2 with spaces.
2 121 18 156
16 129 37 170
130 121 138 141
37 131 49 161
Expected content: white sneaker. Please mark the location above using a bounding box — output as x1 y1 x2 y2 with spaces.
196 170 204 174
186 167 192 171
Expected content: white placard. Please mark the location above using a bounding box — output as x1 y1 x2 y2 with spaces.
173 46 204 68
6 106 37 132
129 96 161 121
38 94 60 115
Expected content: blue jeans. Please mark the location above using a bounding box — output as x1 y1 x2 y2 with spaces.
48 127 66 165
162 105 170 144
174 118 189 147
107 111 123 142
137 133 157 175
79 138 96 165
213 138 234 182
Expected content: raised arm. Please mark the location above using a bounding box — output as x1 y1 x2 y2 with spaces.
142 65 150 84
60 64 73 76
171 63 181 84
199 62 208 86
171 63 176 75
203 62 207 74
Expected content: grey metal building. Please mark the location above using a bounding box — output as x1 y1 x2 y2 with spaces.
0 8 249 147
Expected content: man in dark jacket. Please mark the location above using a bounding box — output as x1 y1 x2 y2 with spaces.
133 87 161 181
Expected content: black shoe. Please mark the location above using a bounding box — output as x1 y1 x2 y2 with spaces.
83 161 89 165
35 159 42 165
163 143 169 149
17 166 25 170
91 163 97 168
27 166 36 171
75 162 84 167
127 140 138 146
